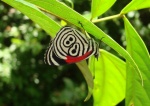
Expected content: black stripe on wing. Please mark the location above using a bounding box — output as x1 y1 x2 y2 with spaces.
44 40 53 64
54 27 73 56
51 51 67 65
44 46 67 65
72 29 88 56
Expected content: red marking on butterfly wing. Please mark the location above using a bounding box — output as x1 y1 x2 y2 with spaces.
65 51 92 63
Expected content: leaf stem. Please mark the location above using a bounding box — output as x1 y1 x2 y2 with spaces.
92 14 122 23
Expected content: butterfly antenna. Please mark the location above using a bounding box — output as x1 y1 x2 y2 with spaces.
99 37 105 48
78 21 90 39
78 21 84 29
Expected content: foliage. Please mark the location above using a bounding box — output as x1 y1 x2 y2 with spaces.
0 0 150 106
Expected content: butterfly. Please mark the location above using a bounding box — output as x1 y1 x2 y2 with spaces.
44 26 99 66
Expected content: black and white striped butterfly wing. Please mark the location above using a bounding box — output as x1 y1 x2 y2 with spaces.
44 26 99 66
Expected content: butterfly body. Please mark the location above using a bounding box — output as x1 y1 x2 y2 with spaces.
44 26 99 66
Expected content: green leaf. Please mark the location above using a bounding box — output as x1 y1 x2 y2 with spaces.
124 16 150 106
126 62 150 106
121 0 150 14
91 0 116 19
2 0 61 37
24 0 113 40
89 49 126 106
76 60 93 101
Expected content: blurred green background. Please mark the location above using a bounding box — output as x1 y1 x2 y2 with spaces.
0 0 150 106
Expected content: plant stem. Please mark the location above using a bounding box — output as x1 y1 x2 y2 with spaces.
92 14 122 23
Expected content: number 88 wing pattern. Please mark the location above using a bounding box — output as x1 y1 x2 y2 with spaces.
44 26 99 66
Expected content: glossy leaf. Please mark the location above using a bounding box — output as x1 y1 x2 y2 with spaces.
124 16 150 106
91 0 116 19
121 0 150 14
89 49 126 106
